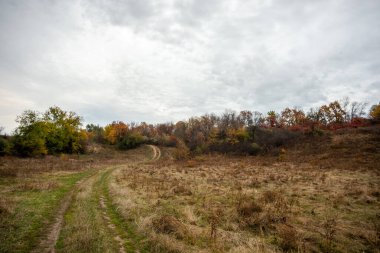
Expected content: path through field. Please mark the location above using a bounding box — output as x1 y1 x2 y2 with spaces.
32 173 96 253
148 144 161 161
33 145 161 253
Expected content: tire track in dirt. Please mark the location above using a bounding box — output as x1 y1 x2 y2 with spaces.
98 146 160 252
33 192 73 253
35 146 160 253
147 145 161 161
99 195 127 253
33 171 98 253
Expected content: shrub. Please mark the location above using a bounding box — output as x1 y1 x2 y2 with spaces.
209 141 261 155
249 143 261 155
157 135 177 147
173 142 190 160
117 133 144 150
0 137 10 156
276 224 299 251
193 144 208 155
12 129 48 156
85 124 106 143
152 215 188 239
310 127 325 136
255 128 301 150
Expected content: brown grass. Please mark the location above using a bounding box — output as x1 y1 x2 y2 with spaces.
108 128 380 252
1 128 379 252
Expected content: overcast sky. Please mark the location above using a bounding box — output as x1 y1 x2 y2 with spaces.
0 0 379 133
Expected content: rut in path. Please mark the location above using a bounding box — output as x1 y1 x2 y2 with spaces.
32 174 95 253
99 195 127 253
148 145 161 161
98 146 161 252
32 191 73 253
35 146 160 253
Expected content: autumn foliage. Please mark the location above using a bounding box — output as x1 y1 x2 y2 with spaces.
370 103 380 122
3 98 378 157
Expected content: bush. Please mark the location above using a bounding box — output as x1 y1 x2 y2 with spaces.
209 141 261 155
12 128 48 156
86 124 106 143
249 143 261 155
193 144 208 155
255 128 301 150
117 133 144 150
310 127 325 136
157 135 177 147
173 141 190 160
0 137 10 156
152 215 188 239
276 224 299 251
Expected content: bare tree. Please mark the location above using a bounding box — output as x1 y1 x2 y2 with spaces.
348 101 367 121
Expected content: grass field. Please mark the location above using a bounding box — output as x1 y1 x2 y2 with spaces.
0 128 379 252
107 128 380 252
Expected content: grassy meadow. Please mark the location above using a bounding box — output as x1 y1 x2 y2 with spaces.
0 127 379 253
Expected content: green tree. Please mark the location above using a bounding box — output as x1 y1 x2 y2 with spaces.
43 106 84 153
12 111 48 156
0 127 10 156
12 107 86 156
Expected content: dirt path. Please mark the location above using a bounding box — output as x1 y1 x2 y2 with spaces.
33 171 98 253
97 146 161 252
148 145 161 161
35 146 160 253
99 195 127 253
98 167 128 253
32 191 73 253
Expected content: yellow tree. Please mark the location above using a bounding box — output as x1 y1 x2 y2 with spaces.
104 121 129 144
370 103 380 121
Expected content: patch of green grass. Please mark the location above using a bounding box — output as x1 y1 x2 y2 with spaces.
100 169 151 253
56 170 117 253
0 170 93 253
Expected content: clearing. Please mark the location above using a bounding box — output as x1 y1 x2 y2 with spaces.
1 127 379 253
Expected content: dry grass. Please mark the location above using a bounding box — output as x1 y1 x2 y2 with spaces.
0 145 151 178
108 128 380 252
56 171 117 253
1 128 379 252
0 145 151 252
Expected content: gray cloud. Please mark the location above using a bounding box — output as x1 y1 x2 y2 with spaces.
0 0 379 133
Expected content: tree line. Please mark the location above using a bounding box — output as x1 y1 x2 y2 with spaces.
1 99 379 157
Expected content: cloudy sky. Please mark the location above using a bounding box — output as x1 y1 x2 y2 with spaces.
0 0 379 132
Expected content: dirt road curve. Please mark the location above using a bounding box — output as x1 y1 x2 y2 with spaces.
148 144 161 161
33 145 161 253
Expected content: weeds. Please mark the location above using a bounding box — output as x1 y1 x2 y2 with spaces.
322 212 338 251
276 224 299 251
237 198 262 218
152 215 189 240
